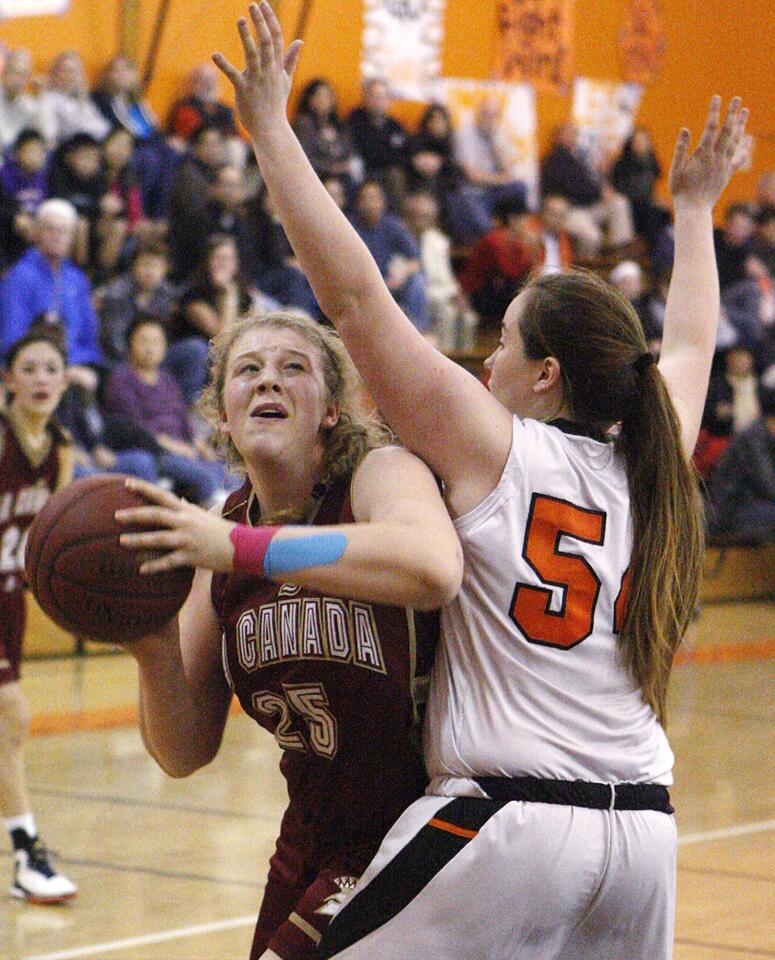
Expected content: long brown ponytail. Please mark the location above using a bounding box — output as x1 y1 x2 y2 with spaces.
520 270 704 724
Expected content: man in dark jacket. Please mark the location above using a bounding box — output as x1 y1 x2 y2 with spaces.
540 122 633 256
706 382 775 543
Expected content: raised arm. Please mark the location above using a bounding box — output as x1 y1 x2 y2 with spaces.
212 3 512 507
658 95 750 457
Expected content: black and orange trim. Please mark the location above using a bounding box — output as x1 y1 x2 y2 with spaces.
318 797 501 958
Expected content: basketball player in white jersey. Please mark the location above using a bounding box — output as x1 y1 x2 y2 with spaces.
213 5 750 956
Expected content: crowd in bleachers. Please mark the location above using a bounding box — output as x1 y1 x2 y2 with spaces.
1 49 774 538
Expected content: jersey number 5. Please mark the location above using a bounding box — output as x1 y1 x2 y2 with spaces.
510 493 606 650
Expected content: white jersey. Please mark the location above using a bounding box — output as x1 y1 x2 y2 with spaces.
425 416 674 794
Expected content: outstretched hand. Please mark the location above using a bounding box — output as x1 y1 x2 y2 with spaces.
116 478 236 574
669 95 750 210
212 1 302 141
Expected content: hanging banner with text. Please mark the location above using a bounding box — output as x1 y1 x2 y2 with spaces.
572 77 643 168
618 0 667 87
494 0 573 94
361 0 447 101
430 77 539 206
0 0 69 16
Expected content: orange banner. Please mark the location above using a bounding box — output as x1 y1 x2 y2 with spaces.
618 0 667 87
494 0 573 94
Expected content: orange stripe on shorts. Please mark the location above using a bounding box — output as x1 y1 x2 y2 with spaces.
428 817 479 839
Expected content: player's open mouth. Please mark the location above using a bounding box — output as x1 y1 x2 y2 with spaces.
32 392 51 402
251 403 288 419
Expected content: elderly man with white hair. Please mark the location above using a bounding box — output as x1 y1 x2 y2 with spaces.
0 199 102 386
0 49 56 151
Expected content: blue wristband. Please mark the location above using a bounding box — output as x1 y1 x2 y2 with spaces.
263 532 348 577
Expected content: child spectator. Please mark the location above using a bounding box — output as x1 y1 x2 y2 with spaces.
103 316 231 506
1 129 48 216
0 129 48 265
47 132 109 269
96 242 177 368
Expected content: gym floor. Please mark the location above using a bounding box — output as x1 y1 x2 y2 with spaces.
1 600 773 960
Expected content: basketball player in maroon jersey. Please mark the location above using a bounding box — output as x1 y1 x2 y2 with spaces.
1 332 78 903
116 311 463 959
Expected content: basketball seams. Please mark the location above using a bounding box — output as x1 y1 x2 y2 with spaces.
32 475 134 630
27 474 126 601
25 474 194 643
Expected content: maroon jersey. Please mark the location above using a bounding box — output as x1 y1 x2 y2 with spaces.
0 411 68 683
212 476 438 859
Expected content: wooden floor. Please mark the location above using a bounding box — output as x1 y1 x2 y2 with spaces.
1 600 773 960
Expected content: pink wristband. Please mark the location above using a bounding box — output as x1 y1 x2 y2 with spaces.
230 524 281 574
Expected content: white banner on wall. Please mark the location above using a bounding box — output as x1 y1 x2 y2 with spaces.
572 77 643 167
0 0 69 16
431 77 539 206
361 0 446 101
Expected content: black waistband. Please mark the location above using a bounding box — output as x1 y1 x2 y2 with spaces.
475 776 673 814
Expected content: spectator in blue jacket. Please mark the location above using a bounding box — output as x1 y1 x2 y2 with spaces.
349 180 431 331
0 198 103 390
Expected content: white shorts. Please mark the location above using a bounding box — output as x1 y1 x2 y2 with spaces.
319 793 677 959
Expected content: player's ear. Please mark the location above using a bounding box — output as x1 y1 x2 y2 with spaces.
218 404 231 435
321 400 340 430
534 356 562 393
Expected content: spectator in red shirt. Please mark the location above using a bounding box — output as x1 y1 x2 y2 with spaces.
460 195 573 325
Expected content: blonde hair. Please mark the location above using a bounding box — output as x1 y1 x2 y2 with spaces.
200 311 392 497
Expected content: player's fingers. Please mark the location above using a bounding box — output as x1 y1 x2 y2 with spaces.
119 530 181 550
284 39 303 78
249 2 275 69
716 96 741 156
124 476 181 510
731 133 753 173
668 128 690 184
138 550 191 575
237 16 259 65
698 95 721 152
115 505 181 527
212 52 242 86
260 0 285 64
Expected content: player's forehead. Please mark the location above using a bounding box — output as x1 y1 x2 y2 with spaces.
12 341 65 368
502 291 529 341
228 325 321 367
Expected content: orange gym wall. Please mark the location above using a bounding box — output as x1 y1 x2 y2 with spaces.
1 0 773 210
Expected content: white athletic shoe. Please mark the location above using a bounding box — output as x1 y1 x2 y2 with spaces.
10 838 78 904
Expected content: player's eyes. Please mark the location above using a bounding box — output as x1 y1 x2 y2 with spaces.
285 362 305 372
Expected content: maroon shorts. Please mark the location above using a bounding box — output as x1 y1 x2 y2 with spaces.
0 590 25 685
250 807 377 960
